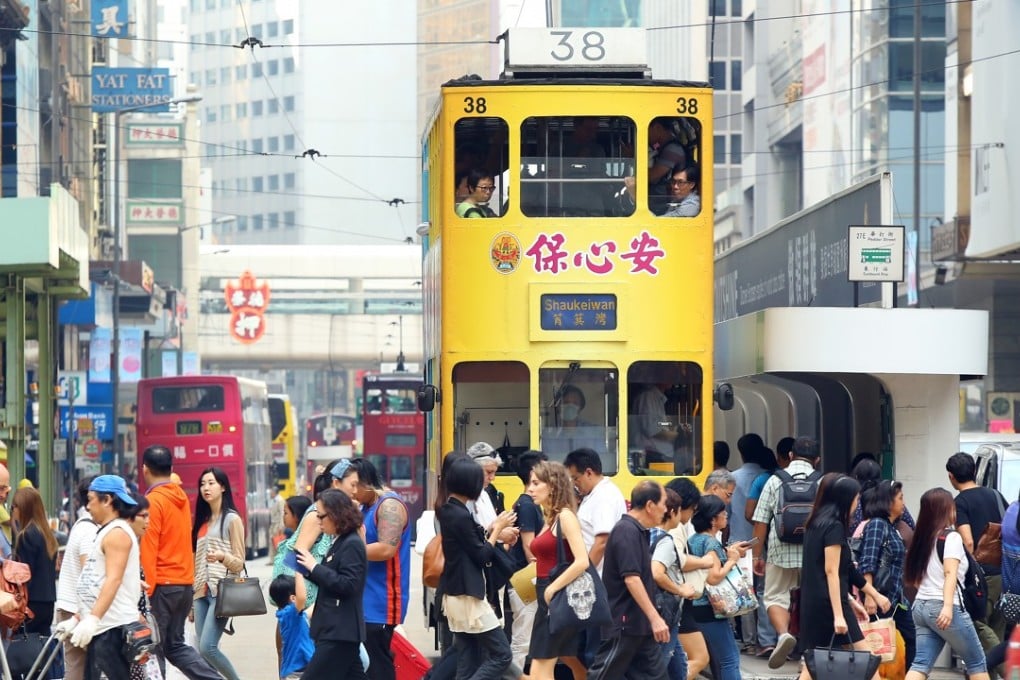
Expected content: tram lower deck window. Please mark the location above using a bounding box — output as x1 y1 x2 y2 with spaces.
627 361 704 477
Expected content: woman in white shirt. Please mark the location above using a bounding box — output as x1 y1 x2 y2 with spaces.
902 488 990 680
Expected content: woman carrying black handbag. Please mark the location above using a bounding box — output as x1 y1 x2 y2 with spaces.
436 457 516 680
798 474 890 680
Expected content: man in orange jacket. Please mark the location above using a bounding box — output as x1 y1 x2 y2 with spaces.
141 446 220 680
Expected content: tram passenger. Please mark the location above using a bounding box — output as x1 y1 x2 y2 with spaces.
619 118 688 214
543 385 605 457
629 382 679 465
456 169 497 218
662 164 701 217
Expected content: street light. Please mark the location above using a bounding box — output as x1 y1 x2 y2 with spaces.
389 316 405 372
111 94 202 472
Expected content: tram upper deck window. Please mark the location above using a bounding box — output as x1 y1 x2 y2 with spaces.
627 361 704 477
520 116 636 218
452 361 529 476
454 118 509 219
539 366 619 474
640 117 702 217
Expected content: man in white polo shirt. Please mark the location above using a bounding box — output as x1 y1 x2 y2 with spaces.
564 447 627 665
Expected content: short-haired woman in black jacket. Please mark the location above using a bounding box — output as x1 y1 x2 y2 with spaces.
438 457 517 680
295 489 368 679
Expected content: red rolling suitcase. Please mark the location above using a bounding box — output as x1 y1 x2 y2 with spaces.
392 629 431 680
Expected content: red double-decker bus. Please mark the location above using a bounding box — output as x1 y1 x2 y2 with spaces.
136 375 274 558
303 412 357 489
361 373 425 524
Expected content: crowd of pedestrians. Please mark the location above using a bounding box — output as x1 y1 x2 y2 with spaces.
424 436 1020 680
5 429 1020 680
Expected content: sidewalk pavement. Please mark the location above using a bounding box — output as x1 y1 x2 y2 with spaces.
163 551 969 680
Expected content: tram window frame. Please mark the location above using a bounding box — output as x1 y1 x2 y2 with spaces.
649 117 703 217
451 361 529 477
519 116 636 218
538 366 619 475
626 361 704 477
454 118 509 219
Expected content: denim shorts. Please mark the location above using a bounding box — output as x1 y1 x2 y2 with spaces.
910 599 987 675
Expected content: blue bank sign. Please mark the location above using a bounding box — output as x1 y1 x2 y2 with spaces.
59 406 114 440
92 68 173 112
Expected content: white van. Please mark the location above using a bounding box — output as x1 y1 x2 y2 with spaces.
961 433 1020 502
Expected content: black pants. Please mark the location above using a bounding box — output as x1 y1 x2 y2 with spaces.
149 585 220 680
85 627 130 680
302 640 368 680
26 601 53 634
364 623 396 680
588 633 668 680
453 628 512 680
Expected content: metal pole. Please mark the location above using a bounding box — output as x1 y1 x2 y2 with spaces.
912 0 922 306
112 110 122 473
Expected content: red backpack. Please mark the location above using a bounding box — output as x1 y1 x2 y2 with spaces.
0 558 33 631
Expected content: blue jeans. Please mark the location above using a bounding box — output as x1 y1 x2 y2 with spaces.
659 614 688 680
696 618 741 680
911 599 987 675
193 593 241 680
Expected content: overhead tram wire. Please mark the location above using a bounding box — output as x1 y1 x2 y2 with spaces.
0 1 972 49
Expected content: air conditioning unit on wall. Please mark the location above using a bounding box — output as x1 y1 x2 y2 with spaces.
987 392 1020 433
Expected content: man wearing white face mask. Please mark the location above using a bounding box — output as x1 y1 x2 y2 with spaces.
545 385 604 455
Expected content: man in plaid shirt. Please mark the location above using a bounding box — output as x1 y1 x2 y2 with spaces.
750 437 821 669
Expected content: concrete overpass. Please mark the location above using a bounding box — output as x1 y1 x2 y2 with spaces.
197 244 423 368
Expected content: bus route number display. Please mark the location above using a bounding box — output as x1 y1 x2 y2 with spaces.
507 28 646 69
176 420 202 436
540 293 617 331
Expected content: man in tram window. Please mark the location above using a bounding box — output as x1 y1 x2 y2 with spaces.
619 118 688 214
455 169 497 218
662 164 702 217
629 382 679 464
543 384 605 456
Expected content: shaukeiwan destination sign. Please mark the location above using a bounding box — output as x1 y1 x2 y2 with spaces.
91 68 173 112
540 293 617 331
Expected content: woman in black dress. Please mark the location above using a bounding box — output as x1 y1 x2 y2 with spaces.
12 486 58 633
798 473 891 680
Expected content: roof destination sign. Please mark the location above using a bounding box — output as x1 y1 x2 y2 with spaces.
847 225 905 283
505 27 647 72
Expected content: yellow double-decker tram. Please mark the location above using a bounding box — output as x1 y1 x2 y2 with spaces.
417 28 732 504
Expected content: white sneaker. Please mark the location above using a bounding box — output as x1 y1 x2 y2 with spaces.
768 632 797 669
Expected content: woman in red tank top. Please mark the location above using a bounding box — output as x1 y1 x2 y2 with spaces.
526 461 590 680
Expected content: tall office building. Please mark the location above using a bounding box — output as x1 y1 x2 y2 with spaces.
187 0 418 246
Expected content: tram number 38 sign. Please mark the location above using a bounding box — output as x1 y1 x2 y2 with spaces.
507 27 646 69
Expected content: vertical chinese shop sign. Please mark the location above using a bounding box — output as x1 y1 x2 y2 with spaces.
224 271 271 344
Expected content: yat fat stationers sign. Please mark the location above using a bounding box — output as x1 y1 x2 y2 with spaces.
91 68 173 112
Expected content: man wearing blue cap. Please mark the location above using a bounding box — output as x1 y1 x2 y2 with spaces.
55 475 141 680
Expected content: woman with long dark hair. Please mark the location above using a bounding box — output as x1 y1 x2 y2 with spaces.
857 480 916 668
902 488 990 680
797 473 890 680
12 486 59 633
850 457 915 538
191 467 245 680
437 457 515 679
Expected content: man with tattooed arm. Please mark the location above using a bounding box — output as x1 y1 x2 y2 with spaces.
348 458 411 680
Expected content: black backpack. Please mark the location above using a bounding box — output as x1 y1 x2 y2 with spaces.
936 529 988 621
772 468 823 544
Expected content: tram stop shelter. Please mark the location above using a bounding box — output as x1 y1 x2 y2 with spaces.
714 306 989 511
0 185 90 498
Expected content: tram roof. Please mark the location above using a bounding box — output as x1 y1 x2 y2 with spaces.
441 77 710 89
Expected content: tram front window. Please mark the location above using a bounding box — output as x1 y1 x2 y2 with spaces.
452 361 529 476
520 116 636 217
454 117 509 218
627 361 704 476
539 366 618 474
